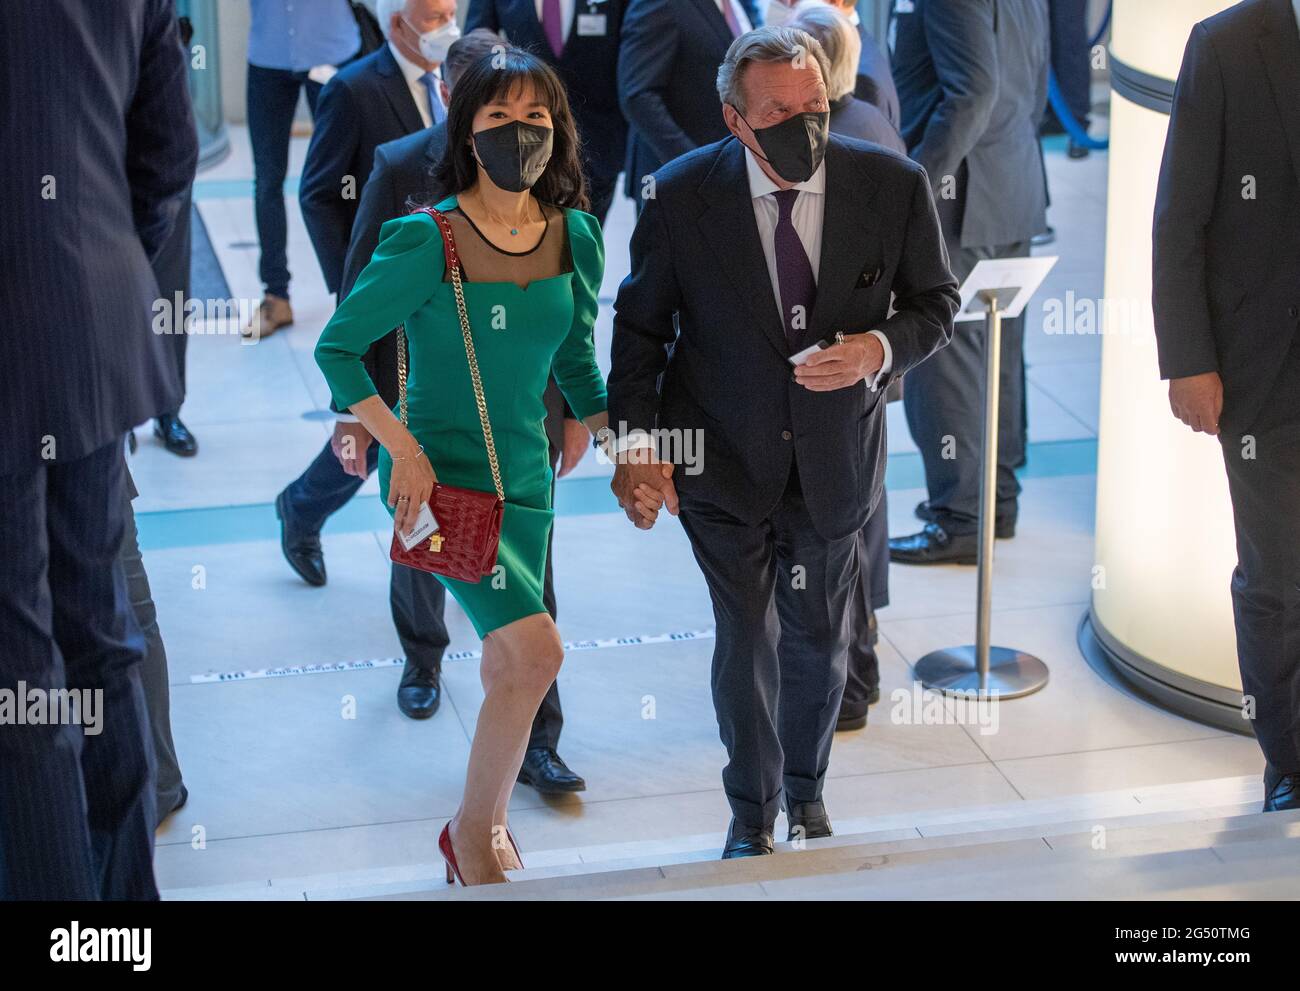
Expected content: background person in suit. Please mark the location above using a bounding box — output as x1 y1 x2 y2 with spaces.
337 33 591 790
297 0 459 305
245 0 362 337
617 0 761 209
0 0 197 900
1153 0 1300 814
278 5 458 722
790 0 905 733
888 0 1050 566
608 26 957 858
773 0 899 128
465 0 629 226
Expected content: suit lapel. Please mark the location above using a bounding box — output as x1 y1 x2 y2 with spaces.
697 139 790 359
1258 0 1300 184
375 45 424 135
504 0 550 52
693 0 737 52
809 137 881 340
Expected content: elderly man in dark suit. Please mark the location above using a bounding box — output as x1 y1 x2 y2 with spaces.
0 0 197 900
465 0 629 225
339 32 590 791
297 0 458 301
609 26 957 858
888 0 1050 565
1153 0 1300 813
790 0 905 733
618 0 761 209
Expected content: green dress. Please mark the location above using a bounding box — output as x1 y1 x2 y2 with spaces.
314 197 607 637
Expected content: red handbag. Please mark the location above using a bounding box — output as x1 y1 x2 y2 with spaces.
389 208 504 584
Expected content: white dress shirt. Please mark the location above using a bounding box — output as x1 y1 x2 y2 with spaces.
388 40 444 129
535 0 576 46
717 0 754 34
743 147 893 390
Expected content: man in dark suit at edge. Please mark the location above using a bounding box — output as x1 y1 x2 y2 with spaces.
1152 0 1300 813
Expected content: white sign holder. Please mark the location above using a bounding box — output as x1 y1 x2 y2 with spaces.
914 256 1058 700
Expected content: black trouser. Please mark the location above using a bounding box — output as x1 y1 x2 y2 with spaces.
903 239 1030 536
280 435 565 747
842 493 890 718
118 488 185 824
587 169 619 229
1048 0 1092 131
0 441 158 900
1220 341 1300 789
679 465 858 828
154 188 192 416
246 63 326 299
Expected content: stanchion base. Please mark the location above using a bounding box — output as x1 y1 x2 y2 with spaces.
914 646 1050 699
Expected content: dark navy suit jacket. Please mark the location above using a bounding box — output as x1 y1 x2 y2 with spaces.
854 16 901 130
0 0 197 476
609 136 959 540
1153 0 1300 433
617 0 761 198
466 0 629 185
300 44 426 294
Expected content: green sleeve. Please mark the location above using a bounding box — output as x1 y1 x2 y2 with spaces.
552 209 608 421
313 212 446 411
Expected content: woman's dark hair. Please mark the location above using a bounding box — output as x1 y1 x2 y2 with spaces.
431 47 589 212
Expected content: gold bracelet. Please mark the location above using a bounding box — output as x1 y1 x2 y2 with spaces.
390 444 424 463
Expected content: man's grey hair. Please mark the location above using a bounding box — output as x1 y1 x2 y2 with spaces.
375 0 408 39
790 2 861 102
715 26 832 116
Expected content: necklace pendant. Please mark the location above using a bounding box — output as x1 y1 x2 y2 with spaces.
510 228 518 236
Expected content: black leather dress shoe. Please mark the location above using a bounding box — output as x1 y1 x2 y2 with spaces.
154 414 197 457
915 500 1015 539
397 663 440 719
786 800 832 842
722 818 774 859
1263 774 1300 812
836 711 868 732
890 523 979 565
517 747 586 793
275 490 326 587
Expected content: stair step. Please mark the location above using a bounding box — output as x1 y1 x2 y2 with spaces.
159 774 1274 902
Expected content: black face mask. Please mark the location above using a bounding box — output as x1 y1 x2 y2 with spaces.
742 110 830 184
472 120 554 193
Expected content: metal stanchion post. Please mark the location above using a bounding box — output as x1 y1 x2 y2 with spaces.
913 289 1051 699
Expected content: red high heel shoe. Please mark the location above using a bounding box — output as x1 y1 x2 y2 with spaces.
504 827 524 870
438 823 465 886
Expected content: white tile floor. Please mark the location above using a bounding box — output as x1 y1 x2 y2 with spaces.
145 127 1264 893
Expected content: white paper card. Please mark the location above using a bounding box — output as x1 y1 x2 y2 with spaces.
955 256 1058 323
788 341 828 366
397 502 439 551
577 13 606 35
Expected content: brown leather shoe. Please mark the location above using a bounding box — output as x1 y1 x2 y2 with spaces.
243 293 293 339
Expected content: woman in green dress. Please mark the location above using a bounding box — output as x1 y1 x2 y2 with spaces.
315 50 653 885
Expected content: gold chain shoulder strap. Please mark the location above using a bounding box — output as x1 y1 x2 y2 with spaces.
394 209 505 502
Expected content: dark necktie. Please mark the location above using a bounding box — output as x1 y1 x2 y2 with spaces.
542 0 565 57
772 188 816 348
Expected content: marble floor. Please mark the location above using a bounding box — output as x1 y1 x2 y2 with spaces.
142 126 1262 893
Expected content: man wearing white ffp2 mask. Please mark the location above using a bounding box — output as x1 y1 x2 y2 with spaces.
765 0 797 27
377 0 459 125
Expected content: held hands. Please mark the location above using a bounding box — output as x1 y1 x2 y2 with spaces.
611 446 679 530
1169 372 1224 436
331 421 374 479
387 441 437 535
794 333 885 392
